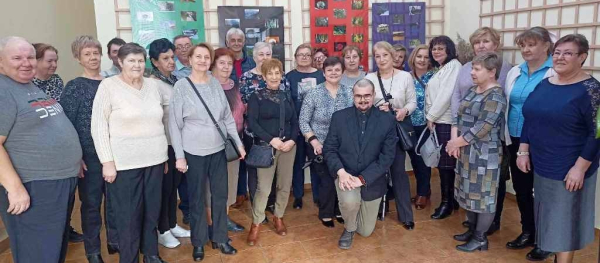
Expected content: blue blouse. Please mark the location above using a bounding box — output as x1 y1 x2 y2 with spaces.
508 56 553 137
411 71 434 126
521 78 600 180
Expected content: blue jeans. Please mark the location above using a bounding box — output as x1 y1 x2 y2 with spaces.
292 135 320 201
407 125 432 197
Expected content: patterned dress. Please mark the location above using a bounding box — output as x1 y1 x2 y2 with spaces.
454 86 506 213
239 70 290 104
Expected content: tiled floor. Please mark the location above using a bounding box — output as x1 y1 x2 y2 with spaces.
0 173 598 263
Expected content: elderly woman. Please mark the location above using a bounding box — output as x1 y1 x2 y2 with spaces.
313 47 328 70
147 38 191 250
340 45 366 87
365 41 417 229
517 34 599 263
32 43 64 101
246 59 299 246
60 35 119 263
285 43 325 209
407 44 434 210
451 27 513 235
425 35 462 220
91 43 169 263
446 52 507 252
299 56 352 228
393 44 407 70
169 43 244 261
504 26 555 261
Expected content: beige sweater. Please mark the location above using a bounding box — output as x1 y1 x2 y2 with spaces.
425 59 462 124
91 76 169 171
365 70 417 114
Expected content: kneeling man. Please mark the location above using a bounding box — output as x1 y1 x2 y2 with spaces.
323 79 397 250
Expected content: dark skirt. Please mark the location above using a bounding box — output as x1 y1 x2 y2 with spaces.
434 123 456 170
534 172 597 252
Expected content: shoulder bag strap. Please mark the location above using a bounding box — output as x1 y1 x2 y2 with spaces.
279 91 286 139
185 77 228 143
376 71 390 103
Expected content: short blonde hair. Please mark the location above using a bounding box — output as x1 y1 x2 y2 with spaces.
260 58 283 77
407 44 432 72
469 27 501 48
188 42 215 63
393 44 407 53
372 41 395 57
71 35 102 59
341 45 362 59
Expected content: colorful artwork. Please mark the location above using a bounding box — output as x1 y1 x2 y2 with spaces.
310 0 369 71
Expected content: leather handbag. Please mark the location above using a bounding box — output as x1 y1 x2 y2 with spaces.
186 77 241 162
416 128 442 167
376 72 417 151
245 92 287 168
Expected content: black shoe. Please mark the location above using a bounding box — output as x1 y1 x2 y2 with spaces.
192 246 205 261
86 254 104 263
453 200 460 210
401 221 415 230
211 242 237 255
183 213 190 225
335 215 344 224
430 202 453 219
453 227 473 242
293 198 303 209
266 204 275 214
506 232 535 250
486 221 500 236
107 244 119 255
68 226 84 243
377 212 384 221
462 220 471 228
143 255 167 263
526 246 554 261
208 225 233 245
456 231 488 252
338 229 355 250
261 217 269 224
321 219 335 228
227 217 245 232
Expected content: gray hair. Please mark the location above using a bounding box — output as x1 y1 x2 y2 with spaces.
472 52 503 80
71 35 103 59
353 78 375 93
226 28 245 41
253 42 272 60
0 36 31 56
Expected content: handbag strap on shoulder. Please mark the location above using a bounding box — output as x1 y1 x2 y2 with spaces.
186 77 229 143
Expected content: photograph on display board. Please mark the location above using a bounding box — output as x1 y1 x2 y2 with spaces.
217 6 285 69
310 0 369 71
371 2 426 71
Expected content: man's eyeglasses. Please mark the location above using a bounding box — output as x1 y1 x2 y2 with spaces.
176 44 192 50
296 53 312 58
354 94 373 101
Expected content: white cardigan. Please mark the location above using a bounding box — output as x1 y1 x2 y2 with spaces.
503 64 555 145
425 59 462 124
365 70 417 114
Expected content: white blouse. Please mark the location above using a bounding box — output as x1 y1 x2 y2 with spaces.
425 59 462 124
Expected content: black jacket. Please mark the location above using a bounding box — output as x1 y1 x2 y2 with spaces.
323 106 398 201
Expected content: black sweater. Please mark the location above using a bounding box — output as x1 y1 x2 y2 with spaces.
247 88 299 143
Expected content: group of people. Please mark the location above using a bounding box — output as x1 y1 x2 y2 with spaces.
0 23 598 263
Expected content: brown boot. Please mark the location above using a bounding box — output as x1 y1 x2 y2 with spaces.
415 195 430 210
273 217 287 236
247 223 260 246
232 195 247 209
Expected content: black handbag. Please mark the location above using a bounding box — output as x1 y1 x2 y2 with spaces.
186 77 241 162
376 71 417 151
245 92 287 168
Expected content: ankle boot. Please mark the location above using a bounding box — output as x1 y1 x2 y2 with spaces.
247 223 260 246
192 246 204 261
272 216 287 236
456 231 488 252
453 224 473 242
211 242 237 255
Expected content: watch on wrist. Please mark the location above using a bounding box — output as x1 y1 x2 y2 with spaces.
516 151 530 156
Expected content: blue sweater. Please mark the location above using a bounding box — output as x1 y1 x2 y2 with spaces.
521 78 600 180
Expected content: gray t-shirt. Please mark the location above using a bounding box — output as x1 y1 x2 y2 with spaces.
0 74 81 183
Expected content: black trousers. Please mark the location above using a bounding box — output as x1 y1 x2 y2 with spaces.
0 177 77 263
79 155 119 255
407 125 432 196
108 164 163 263
159 146 184 233
307 146 339 219
508 136 536 234
186 151 228 246
390 145 414 223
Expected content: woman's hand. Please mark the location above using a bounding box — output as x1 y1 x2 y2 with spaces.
270 137 284 150
310 139 323 155
281 140 296 152
238 146 247 160
516 155 531 173
176 158 188 173
102 162 118 183
395 108 408 121
78 160 88 178
427 121 435 131
447 148 461 158
564 166 585 192
379 102 391 112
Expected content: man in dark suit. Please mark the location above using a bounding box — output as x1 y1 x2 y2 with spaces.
323 79 398 250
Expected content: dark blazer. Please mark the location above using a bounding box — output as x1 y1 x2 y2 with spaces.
323 106 398 201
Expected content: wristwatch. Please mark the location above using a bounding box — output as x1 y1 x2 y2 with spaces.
516 151 529 156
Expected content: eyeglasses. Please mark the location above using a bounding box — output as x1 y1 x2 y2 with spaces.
296 53 312 58
314 56 326 61
354 94 373 101
176 44 192 50
552 51 581 58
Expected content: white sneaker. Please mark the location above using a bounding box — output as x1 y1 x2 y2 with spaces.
170 224 191 238
158 230 180 248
